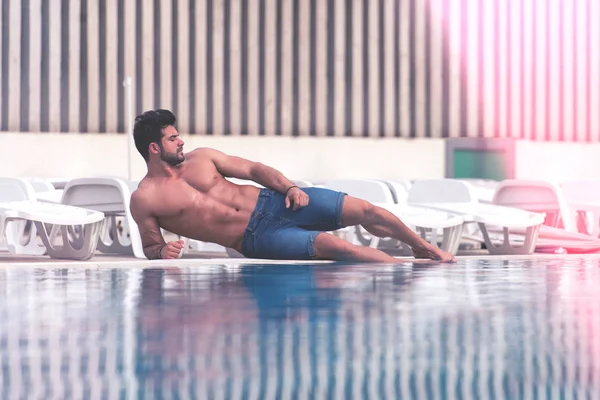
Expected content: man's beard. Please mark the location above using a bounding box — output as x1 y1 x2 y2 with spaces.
159 147 184 166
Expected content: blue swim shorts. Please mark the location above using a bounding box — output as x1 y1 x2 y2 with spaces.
240 187 347 260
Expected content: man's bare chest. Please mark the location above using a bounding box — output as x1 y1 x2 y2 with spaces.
151 175 222 218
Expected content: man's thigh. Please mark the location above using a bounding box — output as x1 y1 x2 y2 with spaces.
245 224 321 260
270 187 347 231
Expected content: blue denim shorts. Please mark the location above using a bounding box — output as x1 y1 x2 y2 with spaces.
241 187 347 260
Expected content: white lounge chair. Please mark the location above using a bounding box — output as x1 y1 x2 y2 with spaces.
23 177 64 203
322 179 466 255
378 179 412 203
560 180 600 237
491 179 600 253
407 179 546 255
0 178 104 260
457 179 499 204
224 177 264 188
493 179 576 231
291 179 314 188
25 178 55 193
60 177 146 258
44 177 72 190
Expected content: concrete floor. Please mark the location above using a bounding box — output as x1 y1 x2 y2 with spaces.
2 248 600 270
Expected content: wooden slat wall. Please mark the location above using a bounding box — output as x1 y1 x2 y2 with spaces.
0 0 598 141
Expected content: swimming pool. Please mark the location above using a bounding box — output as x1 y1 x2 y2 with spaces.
1 257 600 399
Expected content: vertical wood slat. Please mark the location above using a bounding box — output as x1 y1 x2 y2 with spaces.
314 0 327 137
194 0 207 134
28 0 41 132
367 0 379 137
212 0 224 135
533 0 547 141
508 0 522 139
447 0 461 138
481 0 494 138
590 0 600 142
176 0 190 134
140 0 154 114
0 0 3 129
496 0 508 139
429 0 443 138
105 0 118 132
333 0 346 137
562 0 574 142
465 0 479 138
351 0 363 136
246 0 259 135
123 0 136 125
382 0 394 137
8 0 21 132
297 0 310 136
573 0 586 142
587 0 599 143
48 0 62 132
413 0 426 138
87 0 99 132
159 0 172 111
547 0 560 141
68 0 80 133
399 0 410 138
521 0 534 141
229 0 241 135
263 0 277 136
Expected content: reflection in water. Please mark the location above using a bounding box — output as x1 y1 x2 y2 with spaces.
1 258 600 399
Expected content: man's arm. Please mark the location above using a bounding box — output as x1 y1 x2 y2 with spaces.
207 148 297 194
130 193 166 260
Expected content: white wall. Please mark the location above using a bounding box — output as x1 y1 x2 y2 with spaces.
515 141 600 183
1 133 446 182
5 133 600 184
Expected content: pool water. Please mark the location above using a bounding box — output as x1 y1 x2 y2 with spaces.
1 257 600 399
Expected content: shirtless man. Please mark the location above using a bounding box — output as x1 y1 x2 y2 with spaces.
129 109 456 263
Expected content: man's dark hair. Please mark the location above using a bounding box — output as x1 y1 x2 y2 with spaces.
133 109 177 161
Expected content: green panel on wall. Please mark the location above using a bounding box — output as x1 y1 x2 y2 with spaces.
453 149 507 180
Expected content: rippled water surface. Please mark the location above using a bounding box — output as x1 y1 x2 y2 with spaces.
2 257 600 399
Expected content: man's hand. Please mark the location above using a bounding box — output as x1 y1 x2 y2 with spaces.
159 240 185 259
285 186 309 210
412 245 456 263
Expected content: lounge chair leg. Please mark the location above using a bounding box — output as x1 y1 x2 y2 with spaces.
369 236 380 248
97 216 134 255
2 219 47 255
478 223 541 255
36 220 103 261
440 224 464 255
415 226 462 255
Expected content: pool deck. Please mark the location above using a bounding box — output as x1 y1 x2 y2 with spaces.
2 249 600 269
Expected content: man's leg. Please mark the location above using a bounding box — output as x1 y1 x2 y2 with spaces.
338 195 453 260
313 232 416 262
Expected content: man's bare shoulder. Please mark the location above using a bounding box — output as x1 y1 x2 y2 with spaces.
185 147 227 161
130 180 157 213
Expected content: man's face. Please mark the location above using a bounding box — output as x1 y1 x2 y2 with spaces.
158 125 185 166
